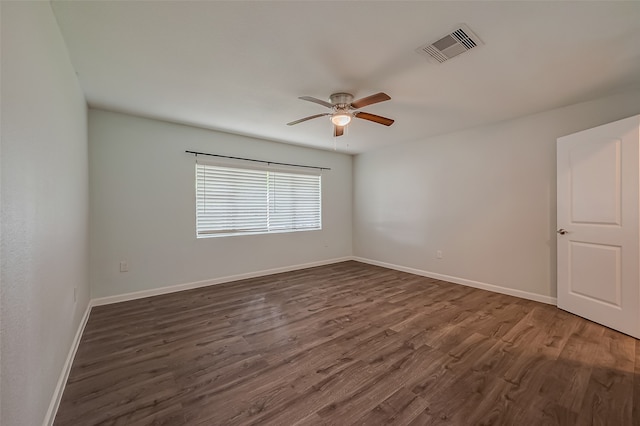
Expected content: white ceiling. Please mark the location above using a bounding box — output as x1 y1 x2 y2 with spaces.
51 1 640 154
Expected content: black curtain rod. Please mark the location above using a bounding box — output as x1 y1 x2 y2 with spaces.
185 150 331 171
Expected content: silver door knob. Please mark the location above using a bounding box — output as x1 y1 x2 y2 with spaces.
557 228 568 235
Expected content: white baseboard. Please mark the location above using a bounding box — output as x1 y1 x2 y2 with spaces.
352 256 557 305
43 301 92 426
92 257 353 306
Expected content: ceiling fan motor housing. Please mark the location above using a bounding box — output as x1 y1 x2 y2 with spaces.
330 92 354 109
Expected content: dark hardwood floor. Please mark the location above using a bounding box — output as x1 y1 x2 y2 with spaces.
55 261 638 425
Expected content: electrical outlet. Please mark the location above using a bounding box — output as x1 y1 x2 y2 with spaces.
436 250 443 259
120 261 129 272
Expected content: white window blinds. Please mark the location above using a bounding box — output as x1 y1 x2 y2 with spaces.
196 163 321 237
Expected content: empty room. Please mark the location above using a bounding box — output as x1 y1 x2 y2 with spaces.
3 1 640 425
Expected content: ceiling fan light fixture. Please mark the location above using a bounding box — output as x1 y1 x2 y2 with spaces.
331 112 351 126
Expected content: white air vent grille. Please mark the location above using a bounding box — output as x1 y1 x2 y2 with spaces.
417 24 483 64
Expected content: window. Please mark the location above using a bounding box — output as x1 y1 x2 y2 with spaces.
196 162 321 237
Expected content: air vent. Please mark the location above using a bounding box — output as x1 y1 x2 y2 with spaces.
417 24 483 63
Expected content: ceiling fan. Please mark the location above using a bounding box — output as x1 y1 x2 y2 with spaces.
287 92 394 137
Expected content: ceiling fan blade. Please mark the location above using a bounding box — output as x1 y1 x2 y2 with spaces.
354 112 394 126
287 113 330 126
350 92 391 109
334 125 344 137
299 96 333 109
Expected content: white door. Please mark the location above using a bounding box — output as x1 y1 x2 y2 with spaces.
557 115 640 338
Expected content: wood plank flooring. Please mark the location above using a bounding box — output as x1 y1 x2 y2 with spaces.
54 261 639 425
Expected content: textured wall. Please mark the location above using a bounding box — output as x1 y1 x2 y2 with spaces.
1 2 89 425
89 110 352 298
354 90 640 299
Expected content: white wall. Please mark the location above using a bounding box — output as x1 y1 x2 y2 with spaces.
1 2 89 426
89 110 352 298
354 89 640 300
